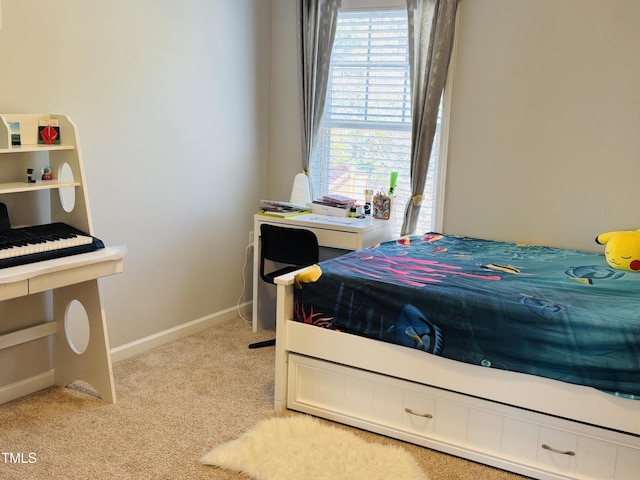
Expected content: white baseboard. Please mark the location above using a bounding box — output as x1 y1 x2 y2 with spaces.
0 302 252 404
110 301 252 363
0 370 54 405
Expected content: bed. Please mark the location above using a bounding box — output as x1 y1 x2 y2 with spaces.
272 233 640 480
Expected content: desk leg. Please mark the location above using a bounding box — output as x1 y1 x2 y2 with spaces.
53 279 116 403
251 230 260 332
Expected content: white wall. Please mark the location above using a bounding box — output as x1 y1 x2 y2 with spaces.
0 0 271 367
269 0 304 201
443 0 640 251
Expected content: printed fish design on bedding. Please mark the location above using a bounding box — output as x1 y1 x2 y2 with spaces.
565 265 625 285
519 294 564 319
387 304 444 355
479 263 521 274
294 299 333 329
339 252 501 287
423 233 443 243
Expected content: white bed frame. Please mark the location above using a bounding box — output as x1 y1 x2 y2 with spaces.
273 271 640 480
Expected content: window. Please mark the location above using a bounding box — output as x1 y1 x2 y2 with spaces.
310 7 443 235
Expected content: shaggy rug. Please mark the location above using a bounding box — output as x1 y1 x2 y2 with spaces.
201 415 429 480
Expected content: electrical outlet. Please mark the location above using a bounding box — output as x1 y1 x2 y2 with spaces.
249 230 254 245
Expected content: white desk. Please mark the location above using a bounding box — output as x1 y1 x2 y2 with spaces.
252 213 393 331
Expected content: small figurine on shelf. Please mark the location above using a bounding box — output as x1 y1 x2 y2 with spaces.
26 168 37 183
41 166 53 181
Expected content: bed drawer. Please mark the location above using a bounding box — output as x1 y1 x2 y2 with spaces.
287 354 640 480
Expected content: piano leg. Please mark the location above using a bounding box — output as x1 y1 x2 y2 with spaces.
52 279 116 403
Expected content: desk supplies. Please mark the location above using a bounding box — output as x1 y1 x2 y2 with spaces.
363 189 373 215
388 171 398 195
259 208 310 218
261 199 309 210
372 192 391 220
310 201 349 217
310 194 355 217
259 199 311 218
321 194 355 205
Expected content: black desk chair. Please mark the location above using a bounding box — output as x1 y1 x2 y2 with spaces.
249 224 319 349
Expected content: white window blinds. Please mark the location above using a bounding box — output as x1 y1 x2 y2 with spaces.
310 8 441 235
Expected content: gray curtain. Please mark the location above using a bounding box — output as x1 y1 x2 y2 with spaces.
401 0 459 236
297 0 341 174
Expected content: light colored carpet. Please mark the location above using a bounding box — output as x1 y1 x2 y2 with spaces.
0 318 529 479
201 415 429 480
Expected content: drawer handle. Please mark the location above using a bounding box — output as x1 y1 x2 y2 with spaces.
541 444 576 456
404 407 433 419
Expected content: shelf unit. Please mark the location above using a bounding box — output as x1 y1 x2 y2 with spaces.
0 181 80 194
0 114 125 404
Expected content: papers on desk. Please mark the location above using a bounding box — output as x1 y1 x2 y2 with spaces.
258 199 311 218
260 199 309 210
258 208 311 218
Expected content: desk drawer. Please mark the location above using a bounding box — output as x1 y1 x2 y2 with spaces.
256 219 361 250
313 228 360 250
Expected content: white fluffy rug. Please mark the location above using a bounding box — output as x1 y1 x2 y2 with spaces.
201 415 429 480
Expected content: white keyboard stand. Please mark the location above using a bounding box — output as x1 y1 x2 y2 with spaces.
0 247 126 403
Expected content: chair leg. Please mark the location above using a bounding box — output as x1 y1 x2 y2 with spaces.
248 338 276 349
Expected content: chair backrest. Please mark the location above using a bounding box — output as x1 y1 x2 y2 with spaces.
259 224 319 283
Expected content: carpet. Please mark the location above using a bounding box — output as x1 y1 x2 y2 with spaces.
201 415 429 480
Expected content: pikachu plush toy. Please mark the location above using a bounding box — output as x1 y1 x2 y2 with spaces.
595 229 640 272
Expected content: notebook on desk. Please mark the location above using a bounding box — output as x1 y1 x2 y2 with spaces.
258 199 311 218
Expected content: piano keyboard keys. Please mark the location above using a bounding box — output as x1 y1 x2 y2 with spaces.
0 233 94 259
0 223 104 268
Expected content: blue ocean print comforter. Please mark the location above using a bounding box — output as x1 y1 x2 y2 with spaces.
293 233 640 398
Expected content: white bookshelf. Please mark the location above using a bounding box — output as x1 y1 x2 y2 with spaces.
0 114 125 404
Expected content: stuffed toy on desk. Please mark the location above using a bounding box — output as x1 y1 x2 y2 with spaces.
595 229 640 271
